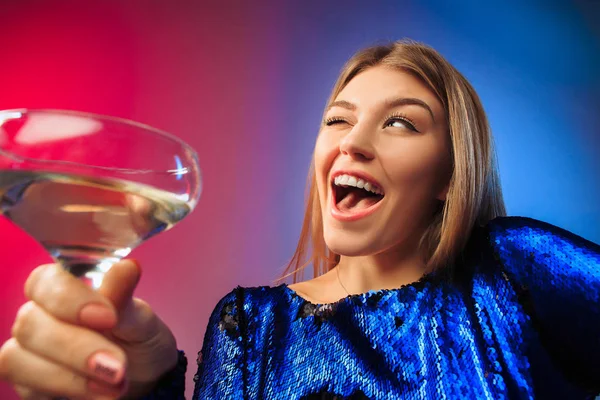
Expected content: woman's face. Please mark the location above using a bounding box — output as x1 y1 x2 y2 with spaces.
315 65 452 257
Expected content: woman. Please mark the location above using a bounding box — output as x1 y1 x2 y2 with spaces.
0 40 598 399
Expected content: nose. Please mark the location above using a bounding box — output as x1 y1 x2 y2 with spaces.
339 124 375 161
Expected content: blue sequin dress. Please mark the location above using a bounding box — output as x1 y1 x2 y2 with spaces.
142 217 600 399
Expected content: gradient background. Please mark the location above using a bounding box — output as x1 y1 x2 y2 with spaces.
0 1 598 398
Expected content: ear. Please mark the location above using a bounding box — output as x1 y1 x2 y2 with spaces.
436 182 449 202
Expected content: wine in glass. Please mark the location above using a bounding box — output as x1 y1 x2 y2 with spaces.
0 109 201 289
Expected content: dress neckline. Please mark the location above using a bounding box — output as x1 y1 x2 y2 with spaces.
281 269 438 307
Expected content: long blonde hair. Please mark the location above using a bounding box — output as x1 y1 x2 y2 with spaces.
280 39 506 283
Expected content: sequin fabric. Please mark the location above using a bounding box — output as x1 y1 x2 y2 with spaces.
142 217 600 399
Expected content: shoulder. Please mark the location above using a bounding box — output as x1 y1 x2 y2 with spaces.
204 285 293 338
483 215 599 256
209 277 342 321
480 215 599 284
485 215 568 238
208 284 294 319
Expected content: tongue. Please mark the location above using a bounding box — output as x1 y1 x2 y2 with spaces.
337 190 380 213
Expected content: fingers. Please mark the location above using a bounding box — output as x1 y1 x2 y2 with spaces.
10 301 127 386
25 264 117 330
109 298 160 343
0 339 125 399
5 260 153 399
97 259 142 312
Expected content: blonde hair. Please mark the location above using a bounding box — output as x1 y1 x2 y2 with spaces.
280 39 506 283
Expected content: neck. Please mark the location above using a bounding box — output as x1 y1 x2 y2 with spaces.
336 240 428 295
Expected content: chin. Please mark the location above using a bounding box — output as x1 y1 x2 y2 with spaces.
323 226 380 257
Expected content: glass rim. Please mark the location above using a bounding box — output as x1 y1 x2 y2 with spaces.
0 108 199 159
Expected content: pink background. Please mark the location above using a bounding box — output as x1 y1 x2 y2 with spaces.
0 2 292 398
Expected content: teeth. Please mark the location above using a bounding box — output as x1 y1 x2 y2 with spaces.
333 174 382 195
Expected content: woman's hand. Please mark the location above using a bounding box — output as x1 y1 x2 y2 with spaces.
0 260 179 399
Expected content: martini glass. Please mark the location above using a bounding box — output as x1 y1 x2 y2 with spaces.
0 109 201 289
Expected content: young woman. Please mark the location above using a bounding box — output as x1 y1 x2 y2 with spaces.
1 40 598 400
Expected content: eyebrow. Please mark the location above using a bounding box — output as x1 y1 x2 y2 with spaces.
326 97 436 122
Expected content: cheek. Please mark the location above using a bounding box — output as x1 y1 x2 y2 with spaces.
314 134 339 200
381 139 450 193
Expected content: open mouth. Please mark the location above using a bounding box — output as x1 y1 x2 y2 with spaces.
332 173 384 214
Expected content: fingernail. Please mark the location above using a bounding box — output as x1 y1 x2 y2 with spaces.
88 352 125 385
79 303 117 329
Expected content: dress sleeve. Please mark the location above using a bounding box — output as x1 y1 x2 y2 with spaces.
191 287 246 399
486 216 600 392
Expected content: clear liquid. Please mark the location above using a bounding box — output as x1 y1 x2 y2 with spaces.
0 170 191 288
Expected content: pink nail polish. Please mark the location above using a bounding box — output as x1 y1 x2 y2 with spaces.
88 352 125 385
